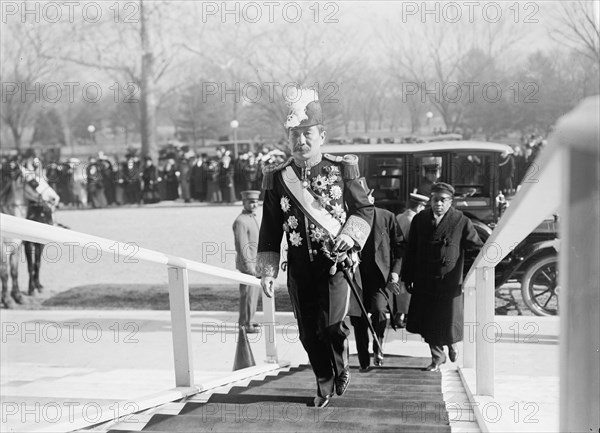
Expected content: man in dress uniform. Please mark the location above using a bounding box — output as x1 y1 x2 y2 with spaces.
402 182 482 371
257 88 373 408
351 179 402 371
233 190 261 334
393 193 429 328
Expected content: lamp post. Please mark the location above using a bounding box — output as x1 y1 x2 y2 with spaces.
87 124 96 144
230 119 239 159
425 112 434 134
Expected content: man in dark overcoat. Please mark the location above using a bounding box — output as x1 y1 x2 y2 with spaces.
233 190 261 333
394 193 429 328
257 88 373 408
351 179 402 370
402 182 482 372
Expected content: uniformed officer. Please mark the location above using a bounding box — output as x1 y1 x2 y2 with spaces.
402 182 482 371
233 190 261 333
257 88 373 408
393 193 429 328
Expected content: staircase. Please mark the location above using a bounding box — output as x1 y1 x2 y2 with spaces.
105 355 465 433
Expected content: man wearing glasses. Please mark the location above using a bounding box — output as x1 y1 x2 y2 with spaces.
401 182 483 371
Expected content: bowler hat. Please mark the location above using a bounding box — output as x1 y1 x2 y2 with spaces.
241 190 260 201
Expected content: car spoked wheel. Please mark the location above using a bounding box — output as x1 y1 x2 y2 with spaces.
521 256 559 316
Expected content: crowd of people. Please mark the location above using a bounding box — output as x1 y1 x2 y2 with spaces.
0 146 288 209
1 130 546 211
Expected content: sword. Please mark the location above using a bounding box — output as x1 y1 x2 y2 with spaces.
339 256 382 353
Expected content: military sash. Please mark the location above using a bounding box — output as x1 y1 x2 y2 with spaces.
281 166 342 237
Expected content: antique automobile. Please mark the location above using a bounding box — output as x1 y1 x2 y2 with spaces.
322 141 559 316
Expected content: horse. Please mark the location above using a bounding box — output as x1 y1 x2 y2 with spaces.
23 200 54 295
0 161 58 307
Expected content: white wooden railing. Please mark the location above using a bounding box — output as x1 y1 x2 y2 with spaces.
0 213 281 388
461 94 598 433
461 122 565 397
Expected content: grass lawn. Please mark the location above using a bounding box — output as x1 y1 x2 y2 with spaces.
39 284 295 311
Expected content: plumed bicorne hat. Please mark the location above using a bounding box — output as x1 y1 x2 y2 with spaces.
284 88 323 129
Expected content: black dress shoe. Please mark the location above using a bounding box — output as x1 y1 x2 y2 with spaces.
424 361 445 372
449 345 458 363
335 369 351 396
400 314 408 329
359 365 370 373
314 394 332 408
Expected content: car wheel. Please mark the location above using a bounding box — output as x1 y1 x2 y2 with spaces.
521 256 558 316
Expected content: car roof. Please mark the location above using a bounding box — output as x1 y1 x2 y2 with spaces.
322 140 513 155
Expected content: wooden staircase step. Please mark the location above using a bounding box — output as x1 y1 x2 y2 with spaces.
256 375 442 386
246 374 442 392
289 364 432 373
182 402 450 422
202 394 449 412
140 411 451 432
273 369 442 379
228 386 445 401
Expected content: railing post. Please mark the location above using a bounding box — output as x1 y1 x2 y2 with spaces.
261 291 278 363
463 283 476 369
475 266 494 396
475 267 496 397
167 266 194 387
559 123 600 432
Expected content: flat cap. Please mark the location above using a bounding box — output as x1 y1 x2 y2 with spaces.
431 182 455 196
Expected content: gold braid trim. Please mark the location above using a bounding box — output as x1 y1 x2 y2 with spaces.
340 215 371 250
256 251 281 278
261 158 292 190
342 154 360 180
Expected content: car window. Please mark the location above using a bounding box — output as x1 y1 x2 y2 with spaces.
367 157 403 202
413 155 443 196
451 153 491 200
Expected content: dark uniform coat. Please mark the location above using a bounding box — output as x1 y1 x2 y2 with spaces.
395 208 417 314
352 207 402 367
358 207 403 315
402 207 482 346
257 153 373 397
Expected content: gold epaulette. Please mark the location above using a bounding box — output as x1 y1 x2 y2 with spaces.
341 154 360 180
261 158 292 190
323 153 343 163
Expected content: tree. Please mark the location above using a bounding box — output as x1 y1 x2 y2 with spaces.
31 108 66 146
380 7 524 133
0 21 55 150
173 80 229 146
550 1 600 64
39 1 185 160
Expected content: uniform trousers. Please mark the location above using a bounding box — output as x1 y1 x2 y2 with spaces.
429 344 456 364
238 284 260 327
350 285 388 369
288 263 351 398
